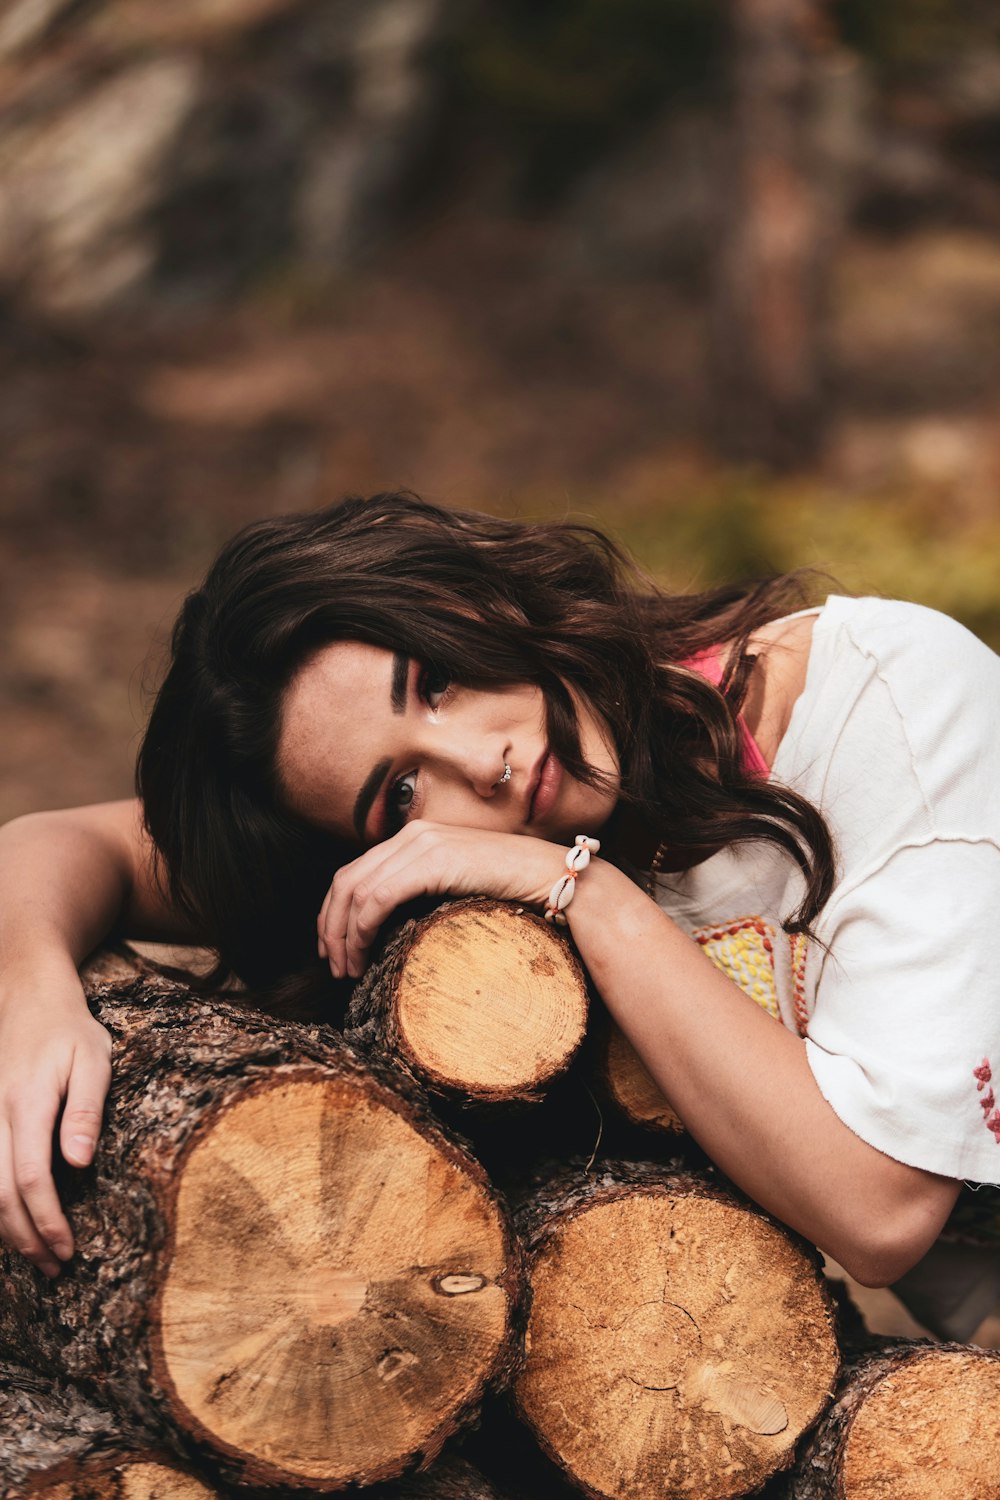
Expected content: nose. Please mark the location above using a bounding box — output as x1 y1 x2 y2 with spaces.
428 724 508 800
467 743 509 799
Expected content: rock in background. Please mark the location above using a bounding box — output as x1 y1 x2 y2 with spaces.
0 0 452 313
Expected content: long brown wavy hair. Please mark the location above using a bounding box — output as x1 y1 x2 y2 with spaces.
137 492 834 1001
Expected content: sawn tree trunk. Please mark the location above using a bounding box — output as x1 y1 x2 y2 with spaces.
513 1160 840 1500
348 900 589 1105
0 976 523 1492
783 1338 1000 1499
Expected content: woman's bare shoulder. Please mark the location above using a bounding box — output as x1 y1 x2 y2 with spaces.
7 799 197 942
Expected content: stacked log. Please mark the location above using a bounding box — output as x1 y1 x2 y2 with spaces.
783 1340 1000 1499
0 1361 218 1500
348 900 589 1105
513 1162 840 1500
593 1018 684 1135
0 976 522 1491
0 1350 506 1500
2 900 994 1498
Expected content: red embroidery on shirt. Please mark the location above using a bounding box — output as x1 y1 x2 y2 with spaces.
976 1061 1000 1142
789 932 810 1037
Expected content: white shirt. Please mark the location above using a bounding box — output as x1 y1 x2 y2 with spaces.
655 596 1000 1193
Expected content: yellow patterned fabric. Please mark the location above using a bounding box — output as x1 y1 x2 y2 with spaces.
693 916 780 1021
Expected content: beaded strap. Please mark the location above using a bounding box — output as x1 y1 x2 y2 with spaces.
544 835 601 925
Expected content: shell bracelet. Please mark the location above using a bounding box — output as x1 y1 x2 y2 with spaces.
544 835 601 925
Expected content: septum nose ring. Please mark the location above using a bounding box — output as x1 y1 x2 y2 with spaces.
498 762 512 786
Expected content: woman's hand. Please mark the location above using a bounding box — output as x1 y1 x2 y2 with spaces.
316 821 569 979
0 960 112 1276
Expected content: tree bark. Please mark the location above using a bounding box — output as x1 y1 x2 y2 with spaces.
709 0 835 469
0 976 523 1492
782 1338 1000 1499
347 900 589 1106
368 1452 510 1499
512 1160 840 1500
0 1360 217 1500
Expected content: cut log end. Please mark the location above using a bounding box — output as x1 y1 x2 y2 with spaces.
841 1349 1000 1499
96 1462 217 1500
393 904 588 1099
516 1183 838 1500
18 1459 218 1500
116 1465 217 1500
603 1025 684 1134
154 1070 519 1489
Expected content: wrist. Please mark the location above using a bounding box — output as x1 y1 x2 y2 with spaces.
0 945 85 1006
564 854 653 930
529 830 654 935
542 835 602 924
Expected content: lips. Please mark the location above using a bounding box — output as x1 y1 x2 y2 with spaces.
528 751 562 824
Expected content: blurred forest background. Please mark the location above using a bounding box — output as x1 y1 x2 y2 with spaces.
3 0 1000 819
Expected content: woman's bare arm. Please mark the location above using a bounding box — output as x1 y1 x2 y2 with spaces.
317 819 960 1289
0 800 194 1275
567 860 960 1287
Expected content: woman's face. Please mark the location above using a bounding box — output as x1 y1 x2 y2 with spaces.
276 641 620 848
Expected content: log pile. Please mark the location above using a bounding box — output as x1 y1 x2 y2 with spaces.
779 1339 1000 1500
0 900 990 1498
0 975 522 1491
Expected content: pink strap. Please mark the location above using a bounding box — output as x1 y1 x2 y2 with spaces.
681 649 771 779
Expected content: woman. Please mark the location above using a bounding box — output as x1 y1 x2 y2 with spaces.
0 492 997 1338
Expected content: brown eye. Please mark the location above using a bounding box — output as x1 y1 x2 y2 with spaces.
394 775 416 808
420 665 451 709
386 771 418 834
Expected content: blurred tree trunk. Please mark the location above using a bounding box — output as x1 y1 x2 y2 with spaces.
709 0 835 471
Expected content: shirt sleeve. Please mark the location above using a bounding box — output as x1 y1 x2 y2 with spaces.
804 837 1000 1184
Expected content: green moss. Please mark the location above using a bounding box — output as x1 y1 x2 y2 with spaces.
501 474 1000 650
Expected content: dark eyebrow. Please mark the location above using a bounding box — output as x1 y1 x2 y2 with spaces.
353 757 392 844
391 651 408 713
352 654 408 842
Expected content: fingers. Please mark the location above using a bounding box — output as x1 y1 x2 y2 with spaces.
319 831 434 980
315 839 415 971
60 1034 111 1171
315 824 560 981
342 847 430 978
0 1108 64 1278
0 1031 111 1277
330 853 427 979
317 843 386 979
